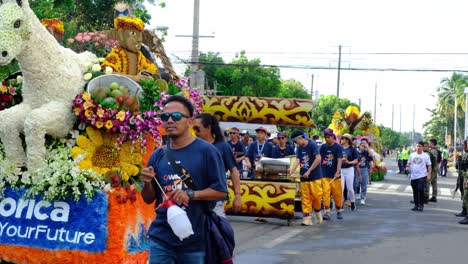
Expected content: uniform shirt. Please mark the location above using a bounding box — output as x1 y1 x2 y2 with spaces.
320 143 343 178
246 140 274 167
272 144 295 158
147 139 227 252
228 140 246 171
408 152 432 180
358 150 373 169
341 146 359 169
296 140 322 181
215 140 237 173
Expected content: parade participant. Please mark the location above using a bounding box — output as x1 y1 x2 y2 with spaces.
269 133 279 146
422 142 436 204
340 133 359 211
246 126 274 175
440 145 449 177
355 142 373 205
312 135 323 150
101 16 158 83
272 132 295 158
193 113 242 215
241 130 251 149
397 147 404 174
455 140 468 224
427 139 441 202
141 96 228 263
289 131 323 225
406 141 432 212
320 128 344 220
401 145 410 172
227 127 251 175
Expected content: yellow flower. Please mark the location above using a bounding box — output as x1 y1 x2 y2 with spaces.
97 108 105 118
0 85 7 93
84 109 93 118
82 92 91 101
71 127 142 177
105 120 113 129
83 101 94 110
116 111 126 121
96 121 104 129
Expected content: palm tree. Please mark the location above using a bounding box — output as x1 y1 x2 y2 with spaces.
437 72 468 144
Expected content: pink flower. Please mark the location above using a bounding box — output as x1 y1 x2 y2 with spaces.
100 33 107 39
68 38 75 44
75 35 83 42
83 35 91 42
8 85 16 96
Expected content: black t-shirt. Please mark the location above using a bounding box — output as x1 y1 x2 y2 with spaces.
358 150 373 168
320 143 343 178
297 140 322 181
341 146 359 169
147 139 227 252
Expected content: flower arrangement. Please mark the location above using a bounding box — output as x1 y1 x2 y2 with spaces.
370 166 387 181
114 16 145 32
0 75 23 111
154 77 203 116
40 18 64 36
0 140 111 201
67 32 119 58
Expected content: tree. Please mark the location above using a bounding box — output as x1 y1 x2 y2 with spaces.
312 95 358 131
278 79 310 99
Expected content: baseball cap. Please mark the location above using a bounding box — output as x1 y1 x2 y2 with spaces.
255 126 268 133
277 132 287 138
240 130 249 135
268 133 278 140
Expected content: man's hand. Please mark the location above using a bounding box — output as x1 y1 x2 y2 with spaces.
333 172 340 179
169 189 190 204
303 171 310 178
141 167 156 183
233 194 242 213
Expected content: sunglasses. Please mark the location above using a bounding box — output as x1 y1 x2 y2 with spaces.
160 112 189 122
278 137 286 140
229 132 238 135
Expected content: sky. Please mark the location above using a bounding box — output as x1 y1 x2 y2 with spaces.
146 0 468 134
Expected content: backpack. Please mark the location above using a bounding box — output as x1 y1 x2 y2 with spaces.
436 149 442 163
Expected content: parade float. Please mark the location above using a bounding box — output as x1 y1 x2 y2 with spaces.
328 105 387 181
0 1 202 263
203 96 315 225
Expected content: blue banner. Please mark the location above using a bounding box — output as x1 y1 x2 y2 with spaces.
0 187 108 252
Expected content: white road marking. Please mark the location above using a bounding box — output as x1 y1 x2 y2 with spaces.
387 184 399 191
370 183 383 188
440 188 451 196
404 186 412 193
263 229 302 249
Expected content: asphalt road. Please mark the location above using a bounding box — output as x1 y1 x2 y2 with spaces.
230 155 467 264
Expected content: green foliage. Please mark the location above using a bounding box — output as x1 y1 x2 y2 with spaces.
0 61 20 81
194 51 282 97
139 78 162 111
279 79 310 99
312 95 358 131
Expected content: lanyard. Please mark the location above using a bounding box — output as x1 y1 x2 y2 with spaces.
257 142 265 156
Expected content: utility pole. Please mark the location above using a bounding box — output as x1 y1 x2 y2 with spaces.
190 0 201 91
392 104 394 130
336 45 342 97
373 83 377 124
400 104 402 133
310 74 314 101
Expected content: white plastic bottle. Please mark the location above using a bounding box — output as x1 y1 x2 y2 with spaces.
165 200 194 241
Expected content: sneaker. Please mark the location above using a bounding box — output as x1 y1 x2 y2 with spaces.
351 202 356 211
459 217 468 225
411 207 419 211
337 212 343 219
429 197 437 203
356 196 361 200
322 213 331 221
315 212 323 224
455 210 467 217
360 199 366 205
301 216 313 226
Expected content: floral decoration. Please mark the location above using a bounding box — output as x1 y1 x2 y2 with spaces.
370 166 387 181
70 126 143 181
66 32 119 58
114 17 145 32
154 77 203 115
0 75 22 111
40 18 64 36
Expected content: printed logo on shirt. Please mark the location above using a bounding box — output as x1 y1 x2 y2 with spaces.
413 157 423 164
322 152 335 167
301 152 310 169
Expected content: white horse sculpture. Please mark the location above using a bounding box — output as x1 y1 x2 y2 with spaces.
0 0 96 169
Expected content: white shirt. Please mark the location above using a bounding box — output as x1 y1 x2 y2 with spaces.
408 152 432 180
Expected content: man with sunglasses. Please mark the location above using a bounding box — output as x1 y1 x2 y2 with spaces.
228 127 251 178
272 132 295 158
140 95 228 264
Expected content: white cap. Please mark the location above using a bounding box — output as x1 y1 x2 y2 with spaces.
269 133 278 140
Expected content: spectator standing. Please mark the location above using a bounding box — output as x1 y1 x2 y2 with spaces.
340 133 359 211
406 141 432 212
455 140 468 224
440 145 449 177
355 142 373 205
227 127 251 178
427 139 441 203
246 126 274 174
141 96 228 263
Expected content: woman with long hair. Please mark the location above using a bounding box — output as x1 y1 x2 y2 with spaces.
340 133 359 211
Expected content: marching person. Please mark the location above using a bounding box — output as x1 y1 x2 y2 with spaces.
141 95 228 263
246 126 274 176
440 145 449 177
289 131 323 225
193 113 243 216
355 142 373 205
227 127 251 179
427 139 441 203
320 128 344 220
406 141 432 212
340 133 359 211
455 140 468 224
272 132 295 158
